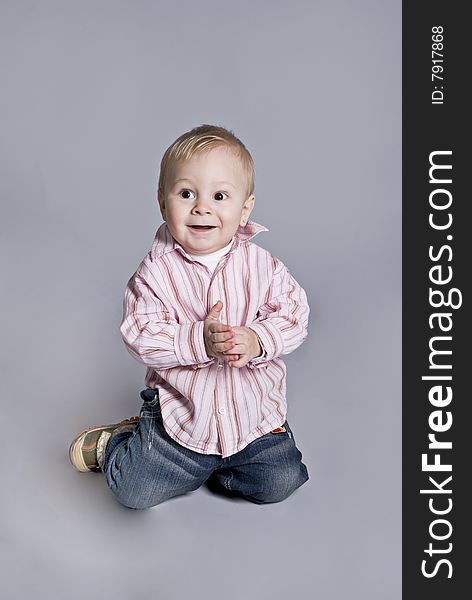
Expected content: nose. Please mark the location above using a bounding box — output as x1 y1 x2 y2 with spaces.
191 197 212 215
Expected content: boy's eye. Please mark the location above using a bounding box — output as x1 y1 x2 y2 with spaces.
179 190 228 201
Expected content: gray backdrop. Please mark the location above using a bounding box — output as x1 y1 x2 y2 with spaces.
0 1 401 599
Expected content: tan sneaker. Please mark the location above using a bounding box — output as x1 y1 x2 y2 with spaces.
69 416 140 473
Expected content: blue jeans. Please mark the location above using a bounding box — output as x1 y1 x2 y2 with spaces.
102 388 309 509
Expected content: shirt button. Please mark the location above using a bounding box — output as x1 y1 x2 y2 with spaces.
218 407 226 414
217 363 223 369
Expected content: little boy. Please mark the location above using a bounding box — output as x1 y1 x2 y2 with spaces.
69 124 310 508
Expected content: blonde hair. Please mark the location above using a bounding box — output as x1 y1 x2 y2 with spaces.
158 124 255 198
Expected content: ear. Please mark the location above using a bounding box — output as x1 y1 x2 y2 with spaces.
240 194 255 226
157 190 166 219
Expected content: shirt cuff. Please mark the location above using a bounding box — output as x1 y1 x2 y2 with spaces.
247 322 283 367
174 321 214 367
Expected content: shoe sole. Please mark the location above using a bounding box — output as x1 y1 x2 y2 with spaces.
69 417 140 473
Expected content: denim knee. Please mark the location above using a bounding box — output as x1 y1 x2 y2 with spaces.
105 449 207 510
246 463 309 504
111 488 168 510
109 474 207 510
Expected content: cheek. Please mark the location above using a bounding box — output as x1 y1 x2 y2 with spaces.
166 207 184 224
223 215 242 228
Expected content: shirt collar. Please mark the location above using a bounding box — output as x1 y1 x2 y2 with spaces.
150 220 269 260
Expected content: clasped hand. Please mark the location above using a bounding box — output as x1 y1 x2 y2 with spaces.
203 301 262 368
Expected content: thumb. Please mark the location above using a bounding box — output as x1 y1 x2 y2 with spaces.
207 300 223 320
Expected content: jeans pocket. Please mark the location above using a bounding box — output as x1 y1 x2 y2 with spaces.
267 421 291 441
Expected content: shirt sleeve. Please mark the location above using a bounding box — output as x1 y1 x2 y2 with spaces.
119 272 214 370
247 260 309 368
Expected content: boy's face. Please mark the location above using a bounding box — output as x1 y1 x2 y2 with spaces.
158 146 255 255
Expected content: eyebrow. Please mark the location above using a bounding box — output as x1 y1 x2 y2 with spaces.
173 178 236 189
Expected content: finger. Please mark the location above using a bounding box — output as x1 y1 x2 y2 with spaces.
206 300 223 320
219 353 239 362
228 356 248 368
214 340 236 353
212 331 234 343
209 322 232 334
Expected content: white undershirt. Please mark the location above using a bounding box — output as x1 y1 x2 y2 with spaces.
187 238 234 274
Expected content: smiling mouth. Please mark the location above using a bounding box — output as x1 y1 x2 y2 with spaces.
188 225 217 230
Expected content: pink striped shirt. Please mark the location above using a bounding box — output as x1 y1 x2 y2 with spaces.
120 220 310 458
